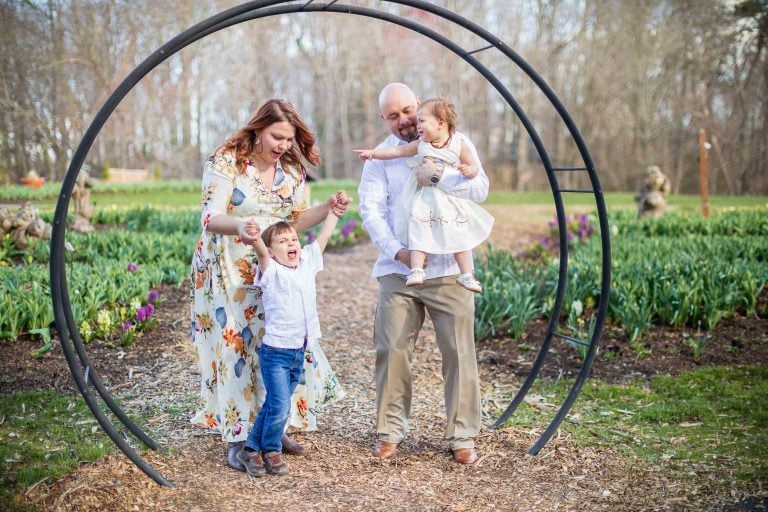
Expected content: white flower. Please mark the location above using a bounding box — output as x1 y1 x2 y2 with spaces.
97 310 112 329
572 300 584 317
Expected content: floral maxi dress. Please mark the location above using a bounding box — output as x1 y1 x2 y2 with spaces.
190 152 345 443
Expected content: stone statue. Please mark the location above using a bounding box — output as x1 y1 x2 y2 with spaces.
0 202 53 250
0 207 13 238
71 170 95 233
635 165 671 218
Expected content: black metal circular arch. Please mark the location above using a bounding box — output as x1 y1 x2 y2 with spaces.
50 0 611 486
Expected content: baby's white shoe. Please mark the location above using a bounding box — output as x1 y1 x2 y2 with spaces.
406 269 426 287
457 274 482 293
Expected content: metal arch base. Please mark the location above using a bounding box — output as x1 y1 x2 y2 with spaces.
50 0 611 486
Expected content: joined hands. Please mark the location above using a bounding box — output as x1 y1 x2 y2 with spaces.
238 218 261 245
328 189 353 217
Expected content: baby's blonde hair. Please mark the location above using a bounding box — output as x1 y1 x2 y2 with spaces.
418 98 458 135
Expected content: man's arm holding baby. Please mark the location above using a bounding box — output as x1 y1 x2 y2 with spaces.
414 135 488 203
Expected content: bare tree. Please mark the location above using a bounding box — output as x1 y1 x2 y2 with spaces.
0 0 764 195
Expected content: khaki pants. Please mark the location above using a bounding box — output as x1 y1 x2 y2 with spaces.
373 273 481 450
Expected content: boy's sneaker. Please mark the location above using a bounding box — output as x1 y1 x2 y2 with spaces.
262 451 289 475
236 448 266 477
406 269 426 287
457 274 482 293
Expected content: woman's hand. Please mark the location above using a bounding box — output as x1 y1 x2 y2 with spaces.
327 190 353 217
237 218 261 245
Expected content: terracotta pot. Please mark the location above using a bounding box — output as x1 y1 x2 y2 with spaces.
20 177 46 189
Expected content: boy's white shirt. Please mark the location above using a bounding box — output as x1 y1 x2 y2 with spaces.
358 131 490 279
257 241 323 349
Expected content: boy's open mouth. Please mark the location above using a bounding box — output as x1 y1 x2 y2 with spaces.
287 249 297 259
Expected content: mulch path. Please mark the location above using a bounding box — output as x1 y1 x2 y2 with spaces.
3 219 768 511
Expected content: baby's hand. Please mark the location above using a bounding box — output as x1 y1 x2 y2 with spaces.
354 149 374 161
459 163 479 179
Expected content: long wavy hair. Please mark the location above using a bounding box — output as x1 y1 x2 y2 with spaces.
215 99 320 178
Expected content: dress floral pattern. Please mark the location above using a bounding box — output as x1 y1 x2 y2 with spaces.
190 152 345 442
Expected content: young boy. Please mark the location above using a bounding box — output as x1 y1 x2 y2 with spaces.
237 192 347 477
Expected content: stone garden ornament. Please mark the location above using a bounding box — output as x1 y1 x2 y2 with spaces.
0 202 53 250
636 165 672 218
70 170 95 233
49 0 611 487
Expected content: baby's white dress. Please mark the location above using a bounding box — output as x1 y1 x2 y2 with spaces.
393 133 494 254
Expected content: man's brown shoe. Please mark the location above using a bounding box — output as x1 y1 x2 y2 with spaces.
372 440 398 459
453 447 479 465
281 433 306 456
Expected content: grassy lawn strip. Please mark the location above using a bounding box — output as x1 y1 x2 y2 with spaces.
498 365 768 481
16 179 766 213
0 390 115 507
85 189 768 212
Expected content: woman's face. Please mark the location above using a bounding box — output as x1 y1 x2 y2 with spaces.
256 121 296 163
268 226 301 268
416 109 445 143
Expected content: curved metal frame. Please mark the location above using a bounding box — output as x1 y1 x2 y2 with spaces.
50 0 611 486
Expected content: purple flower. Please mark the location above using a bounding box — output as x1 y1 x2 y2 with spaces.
341 220 357 238
306 231 315 243
148 289 159 303
145 303 155 318
136 308 147 322
120 321 133 332
127 262 138 272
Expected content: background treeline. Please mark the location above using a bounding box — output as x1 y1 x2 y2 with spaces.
1 0 766 194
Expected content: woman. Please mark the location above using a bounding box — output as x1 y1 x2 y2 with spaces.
190 99 349 470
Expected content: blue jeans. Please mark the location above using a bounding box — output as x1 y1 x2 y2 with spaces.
245 343 305 453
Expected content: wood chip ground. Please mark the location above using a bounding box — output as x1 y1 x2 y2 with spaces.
15 217 765 511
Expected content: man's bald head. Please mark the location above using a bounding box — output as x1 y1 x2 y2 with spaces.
379 83 420 142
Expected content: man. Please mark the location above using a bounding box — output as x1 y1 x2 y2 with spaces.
358 83 489 465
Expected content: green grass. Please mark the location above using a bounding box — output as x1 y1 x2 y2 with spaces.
497 365 768 481
485 190 767 210
0 390 116 507
16 177 767 213
28 179 362 212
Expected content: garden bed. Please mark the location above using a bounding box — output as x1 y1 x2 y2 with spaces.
2 205 766 511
